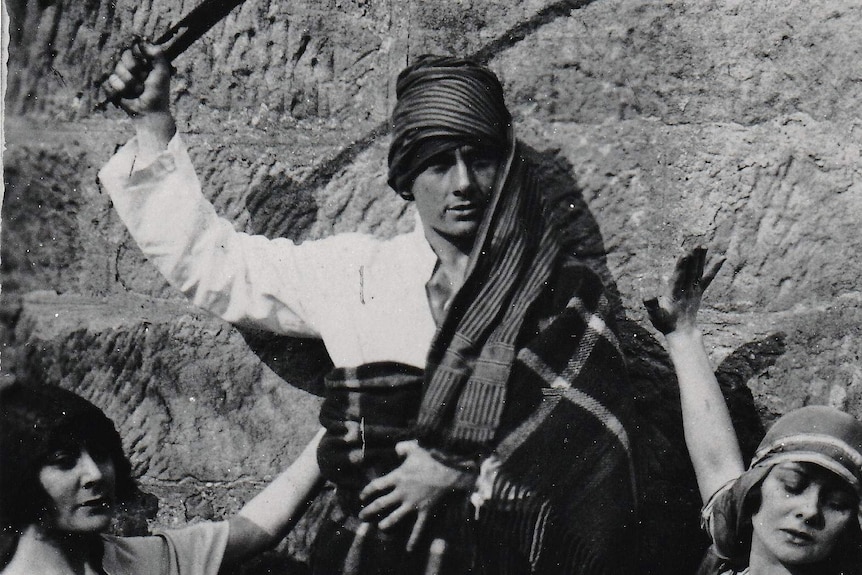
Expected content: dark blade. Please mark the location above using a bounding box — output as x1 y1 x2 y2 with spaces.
95 0 250 110
156 0 249 62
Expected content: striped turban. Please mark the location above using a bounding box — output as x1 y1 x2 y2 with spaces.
387 55 512 194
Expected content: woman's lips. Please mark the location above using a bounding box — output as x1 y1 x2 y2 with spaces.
781 528 815 544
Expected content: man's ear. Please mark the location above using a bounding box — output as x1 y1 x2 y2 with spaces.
399 190 415 201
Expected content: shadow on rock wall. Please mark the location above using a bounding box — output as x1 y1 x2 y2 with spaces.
239 170 335 396
525 144 781 574
245 172 319 241
240 328 332 397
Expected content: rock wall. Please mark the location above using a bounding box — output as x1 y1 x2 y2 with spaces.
4 0 862 573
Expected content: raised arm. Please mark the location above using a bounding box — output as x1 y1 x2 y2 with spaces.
644 248 745 503
223 428 325 563
99 43 327 338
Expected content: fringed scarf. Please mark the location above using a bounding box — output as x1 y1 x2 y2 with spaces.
414 140 556 451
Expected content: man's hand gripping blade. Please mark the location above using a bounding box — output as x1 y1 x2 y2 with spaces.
94 0 250 111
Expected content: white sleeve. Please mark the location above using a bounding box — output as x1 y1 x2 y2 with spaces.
156 521 230 575
98 133 325 338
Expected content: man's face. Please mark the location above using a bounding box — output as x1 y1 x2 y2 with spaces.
410 145 502 252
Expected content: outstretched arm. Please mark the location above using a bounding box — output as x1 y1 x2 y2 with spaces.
222 428 325 563
644 248 744 503
99 42 330 338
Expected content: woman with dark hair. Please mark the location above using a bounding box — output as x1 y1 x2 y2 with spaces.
645 249 862 575
0 382 322 575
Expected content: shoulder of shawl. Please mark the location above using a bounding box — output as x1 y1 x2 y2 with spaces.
552 256 608 304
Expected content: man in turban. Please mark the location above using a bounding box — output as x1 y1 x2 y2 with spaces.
101 46 636 574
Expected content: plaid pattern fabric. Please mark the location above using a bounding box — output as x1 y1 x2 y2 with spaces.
471 260 637 575
315 263 636 574
317 364 470 575
317 363 424 514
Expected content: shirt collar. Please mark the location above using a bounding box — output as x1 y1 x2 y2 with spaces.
410 211 439 280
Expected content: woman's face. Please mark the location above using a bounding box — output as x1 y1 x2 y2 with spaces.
751 461 857 567
38 446 116 534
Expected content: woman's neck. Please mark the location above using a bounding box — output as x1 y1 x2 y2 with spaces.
747 556 793 575
3 524 103 575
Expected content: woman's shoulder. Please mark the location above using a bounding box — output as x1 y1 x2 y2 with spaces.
101 533 166 575
101 522 229 575
695 545 749 575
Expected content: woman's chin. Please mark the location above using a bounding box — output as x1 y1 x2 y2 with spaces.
54 508 114 535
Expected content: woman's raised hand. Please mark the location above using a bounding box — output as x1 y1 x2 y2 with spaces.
643 247 724 335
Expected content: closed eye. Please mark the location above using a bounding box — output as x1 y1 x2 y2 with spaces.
775 469 807 494
823 489 857 513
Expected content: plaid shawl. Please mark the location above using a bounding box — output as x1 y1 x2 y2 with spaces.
469 256 637 575
315 261 636 574
417 137 636 573
318 363 425 515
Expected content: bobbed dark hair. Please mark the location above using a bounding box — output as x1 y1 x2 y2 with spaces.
0 382 136 535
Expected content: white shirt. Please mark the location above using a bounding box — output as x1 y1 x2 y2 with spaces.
98 134 439 368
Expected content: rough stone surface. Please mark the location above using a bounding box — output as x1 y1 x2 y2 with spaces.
5 1 862 573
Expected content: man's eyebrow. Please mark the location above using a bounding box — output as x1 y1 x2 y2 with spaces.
425 151 457 165
463 149 502 161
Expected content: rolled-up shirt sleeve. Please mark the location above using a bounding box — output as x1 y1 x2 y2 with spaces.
98 133 322 338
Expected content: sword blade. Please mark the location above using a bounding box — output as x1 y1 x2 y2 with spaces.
95 0 250 110
156 0 249 62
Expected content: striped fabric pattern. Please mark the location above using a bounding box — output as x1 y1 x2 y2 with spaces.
416 142 557 449
411 132 637 571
